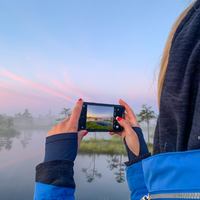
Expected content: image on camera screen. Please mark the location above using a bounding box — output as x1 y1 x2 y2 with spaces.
86 105 114 130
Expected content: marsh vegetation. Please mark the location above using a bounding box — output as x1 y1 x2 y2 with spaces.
79 134 153 154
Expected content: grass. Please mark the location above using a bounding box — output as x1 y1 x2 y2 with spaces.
86 121 113 130
79 134 153 155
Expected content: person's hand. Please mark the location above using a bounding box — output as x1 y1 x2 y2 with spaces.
47 98 88 149
110 99 140 156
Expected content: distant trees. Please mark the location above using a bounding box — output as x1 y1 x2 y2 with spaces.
14 109 33 126
5 117 14 128
1 108 70 128
56 108 71 121
0 115 5 128
137 104 157 144
0 114 14 129
22 109 33 125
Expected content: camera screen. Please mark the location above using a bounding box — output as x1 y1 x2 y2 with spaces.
86 105 114 130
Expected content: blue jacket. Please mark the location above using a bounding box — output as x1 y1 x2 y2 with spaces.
127 149 200 200
34 149 200 200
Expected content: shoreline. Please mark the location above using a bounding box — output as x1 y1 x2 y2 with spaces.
79 135 153 154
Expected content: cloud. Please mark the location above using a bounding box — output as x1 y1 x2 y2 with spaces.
0 67 75 103
63 72 94 101
0 88 42 107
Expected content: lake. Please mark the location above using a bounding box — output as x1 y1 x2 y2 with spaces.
95 121 113 126
0 129 131 200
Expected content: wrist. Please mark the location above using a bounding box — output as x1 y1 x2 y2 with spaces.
44 132 78 162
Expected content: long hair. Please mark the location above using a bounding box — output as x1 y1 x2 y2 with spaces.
158 2 196 106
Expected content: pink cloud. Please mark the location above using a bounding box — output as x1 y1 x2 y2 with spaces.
0 78 68 106
63 72 94 101
0 67 75 103
0 88 42 107
0 83 13 90
51 79 71 92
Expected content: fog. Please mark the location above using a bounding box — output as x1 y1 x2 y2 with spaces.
0 108 70 130
0 107 157 146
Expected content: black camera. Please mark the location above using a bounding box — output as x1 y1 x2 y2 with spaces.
78 102 125 132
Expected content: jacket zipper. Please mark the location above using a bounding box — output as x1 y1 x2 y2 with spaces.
141 193 200 200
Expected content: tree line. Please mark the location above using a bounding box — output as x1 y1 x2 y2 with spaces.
0 105 157 144
0 108 71 129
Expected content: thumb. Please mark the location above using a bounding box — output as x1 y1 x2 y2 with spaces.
116 116 132 132
77 130 88 149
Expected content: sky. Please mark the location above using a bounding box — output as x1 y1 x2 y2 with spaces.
87 105 113 118
0 0 194 117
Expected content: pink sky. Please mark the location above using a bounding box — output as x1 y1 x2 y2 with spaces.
0 66 158 117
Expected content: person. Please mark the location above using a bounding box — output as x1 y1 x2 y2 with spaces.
33 1 200 199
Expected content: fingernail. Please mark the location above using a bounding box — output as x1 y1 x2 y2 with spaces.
116 117 122 121
84 131 88 136
78 98 82 101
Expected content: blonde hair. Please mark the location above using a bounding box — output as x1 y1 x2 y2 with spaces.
158 1 196 106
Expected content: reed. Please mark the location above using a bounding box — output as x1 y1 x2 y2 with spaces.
79 135 153 155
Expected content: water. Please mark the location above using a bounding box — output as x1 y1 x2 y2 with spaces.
95 121 113 126
0 129 131 200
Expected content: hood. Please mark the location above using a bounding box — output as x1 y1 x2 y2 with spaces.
154 0 200 154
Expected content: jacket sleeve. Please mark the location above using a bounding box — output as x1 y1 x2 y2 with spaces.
126 161 149 200
33 133 78 200
33 160 76 200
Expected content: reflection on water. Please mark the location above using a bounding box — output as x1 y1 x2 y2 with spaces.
75 154 130 200
0 129 130 200
20 131 32 148
0 137 13 151
95 121 112 126
107 155 125 183
0 129 21 151
0 130 33 151
82 154 102 183
81 154 126 184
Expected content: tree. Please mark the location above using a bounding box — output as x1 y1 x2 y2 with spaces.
0 114 5 128
137 104 157 144
56 108 71 121
5 117 14 128
22 109 33 125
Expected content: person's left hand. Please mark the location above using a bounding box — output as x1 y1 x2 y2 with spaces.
47 98 88 148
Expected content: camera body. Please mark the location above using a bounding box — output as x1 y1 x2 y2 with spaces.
78 102 125 132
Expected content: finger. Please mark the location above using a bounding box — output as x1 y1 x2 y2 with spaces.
116 116 133 132
124 113 130 121
119 99 140 127
77 130 88 149
69 98 83 127
119 99 136 119
109 131 122 137
61 117 70 123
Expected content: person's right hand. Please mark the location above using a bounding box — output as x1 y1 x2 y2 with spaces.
47 98 88 149
110 99 140 156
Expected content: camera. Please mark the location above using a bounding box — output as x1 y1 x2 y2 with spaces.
78 102 125 132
